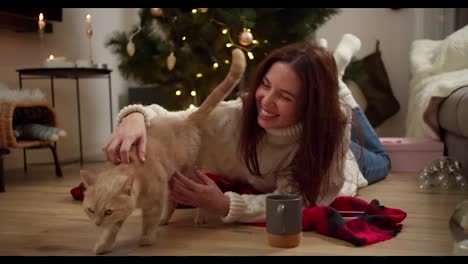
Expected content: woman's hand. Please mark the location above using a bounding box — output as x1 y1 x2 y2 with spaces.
170 168 230 217
102 112 147 164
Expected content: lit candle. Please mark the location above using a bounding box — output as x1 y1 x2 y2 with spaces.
85 14 93 38
38 13 45 31
46 55 66 62
85 14 93 63
86 14 92 27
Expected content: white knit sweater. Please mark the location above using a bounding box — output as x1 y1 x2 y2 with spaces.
116 98 367 224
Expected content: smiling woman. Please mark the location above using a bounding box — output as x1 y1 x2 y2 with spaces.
255 62 302 129
103 34 393 229
106 39 366 222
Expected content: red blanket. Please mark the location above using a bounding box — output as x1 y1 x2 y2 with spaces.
70 171 407 246
203 172 407 247
254 196 406 246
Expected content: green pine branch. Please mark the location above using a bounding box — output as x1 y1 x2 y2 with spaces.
105 8 340 110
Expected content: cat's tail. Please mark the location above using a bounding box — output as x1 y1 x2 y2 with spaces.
188 48 246 124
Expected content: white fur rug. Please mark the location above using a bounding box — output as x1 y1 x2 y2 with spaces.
0 82 46 102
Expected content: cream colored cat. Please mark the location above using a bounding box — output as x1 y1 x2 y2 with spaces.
80 48 246 255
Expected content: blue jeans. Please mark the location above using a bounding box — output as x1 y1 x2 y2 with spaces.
349 107 391 184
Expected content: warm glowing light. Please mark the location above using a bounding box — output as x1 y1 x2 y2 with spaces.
192 9 197 13
224 59 230 64
182 36 186 41
247 52 254 60
226 43 232 48
213 63 219 69
222 28 228 34
175 90 181 96
191 91 197 96
252 40 259 44
38 13 45 31
196 73 203 78
189 104 195 109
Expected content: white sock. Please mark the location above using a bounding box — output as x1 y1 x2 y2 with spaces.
317 38 328 49
334 33 361 78
333 34 362 109
339 80 358 109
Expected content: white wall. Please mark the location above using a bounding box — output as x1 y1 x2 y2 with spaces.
1 8 453 169
2 8 138 170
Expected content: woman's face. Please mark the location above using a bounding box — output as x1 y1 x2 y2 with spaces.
255 62 303 129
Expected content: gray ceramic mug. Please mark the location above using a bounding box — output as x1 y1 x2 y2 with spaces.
266 194 302 248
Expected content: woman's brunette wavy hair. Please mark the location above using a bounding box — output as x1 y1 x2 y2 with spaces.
238 42 348 206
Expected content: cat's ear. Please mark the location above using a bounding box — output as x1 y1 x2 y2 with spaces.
122 174 134 196
80 169 97 188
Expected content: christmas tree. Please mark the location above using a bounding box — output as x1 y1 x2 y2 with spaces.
106 8 340 110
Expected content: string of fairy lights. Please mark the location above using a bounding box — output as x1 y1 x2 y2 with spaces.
127 8 260 109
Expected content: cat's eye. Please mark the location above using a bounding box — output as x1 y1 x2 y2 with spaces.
104 209 113 216
87 208 94 214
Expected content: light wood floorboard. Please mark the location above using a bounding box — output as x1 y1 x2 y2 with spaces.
0 162 467 256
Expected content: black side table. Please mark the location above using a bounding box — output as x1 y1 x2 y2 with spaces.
17 67 113 166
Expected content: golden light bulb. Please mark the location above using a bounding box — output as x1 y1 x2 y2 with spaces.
224 59 230 64
247 52 254 60
196 73 203 78
175 90 181 96
182 36 186 41
226 43 232 48
191 91 197 96
49 55 54 60
213 63 219 69
252 40 259 44
189 104 196 109
222 28 228 34
192 9 197 13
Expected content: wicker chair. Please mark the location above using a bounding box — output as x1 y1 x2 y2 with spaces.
0 101 62 192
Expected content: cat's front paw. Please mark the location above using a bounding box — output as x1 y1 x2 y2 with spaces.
159 218 170 226
139 234 156 246
194 213 207 225
94 242 112 255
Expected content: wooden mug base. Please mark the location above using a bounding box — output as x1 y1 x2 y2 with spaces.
267 232 302 248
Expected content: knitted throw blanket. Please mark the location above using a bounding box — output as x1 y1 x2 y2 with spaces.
406 25 468 139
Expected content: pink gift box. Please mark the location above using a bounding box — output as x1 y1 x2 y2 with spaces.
380 137 444 173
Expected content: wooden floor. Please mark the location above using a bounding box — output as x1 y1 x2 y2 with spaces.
0 162 467 256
